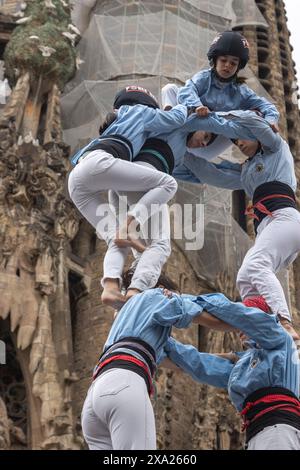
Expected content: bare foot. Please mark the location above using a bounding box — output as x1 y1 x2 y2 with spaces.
125 288 141 302
114 236 146 253
114 217 146 253
279 319 300 341
101 288 126 310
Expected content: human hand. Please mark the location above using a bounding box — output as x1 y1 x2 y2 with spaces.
196 106 210 117
270 122 279 133
162 288 173 298
279 317 300 341
215 352 239 363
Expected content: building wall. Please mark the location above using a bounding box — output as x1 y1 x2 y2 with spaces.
39 0 300 449
1 0 300 450
68 0 300 450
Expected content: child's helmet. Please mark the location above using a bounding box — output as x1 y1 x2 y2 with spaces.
113 85 159 109
207 31 249 69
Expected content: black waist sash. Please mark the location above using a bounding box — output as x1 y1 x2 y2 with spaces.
93 337 156 396
247 181 296 232
77 134 133 164
241 386 300 443
134 138 175 174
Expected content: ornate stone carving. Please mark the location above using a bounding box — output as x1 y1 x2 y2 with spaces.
0 397 11 449
0 2 80 446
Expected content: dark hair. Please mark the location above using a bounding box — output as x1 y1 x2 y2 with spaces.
231 138 262 157
208 133 217 145
186 132 196 145
122 269 179 292
186 131 217 146
99 112 117 135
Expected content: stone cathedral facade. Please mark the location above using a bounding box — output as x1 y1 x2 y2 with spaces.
0 0 299 450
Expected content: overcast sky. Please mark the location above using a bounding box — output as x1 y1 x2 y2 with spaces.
284 0 300 90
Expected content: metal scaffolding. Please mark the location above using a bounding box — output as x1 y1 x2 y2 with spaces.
61 0 288 296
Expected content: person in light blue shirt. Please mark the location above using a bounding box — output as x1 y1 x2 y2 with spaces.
164 292 300 450
81 273 232 450
161 31 279 166
173 110 300 340
68 86 188 308
176 31 279 129
105 112 235 304
105 110 264 305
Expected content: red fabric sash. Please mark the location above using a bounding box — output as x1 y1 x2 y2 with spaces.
245 194 295 221
243 296 270 313
93 354 154 396
241 394 300 431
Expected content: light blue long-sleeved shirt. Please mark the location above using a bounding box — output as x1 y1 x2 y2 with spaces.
165 293 300 411
70 103 188 166
104 288 202 361
173 110 297 198
149 109 264 170
177 69 279 125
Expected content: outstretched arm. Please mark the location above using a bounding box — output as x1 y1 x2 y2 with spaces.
241 86 279 127
144 104 188 133
173 162 202 184
192 310 237 332
163 337 232 389
183 152 243 190
156 290 236 332
193 293 288 349
173 155 243 191
227 110 282 152
184 110 282 153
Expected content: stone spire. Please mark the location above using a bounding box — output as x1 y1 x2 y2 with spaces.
0 0 82 449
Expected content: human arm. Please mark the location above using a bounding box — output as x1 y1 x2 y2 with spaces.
158 290 236 332
241 85 280 127
173 162 203 184
226 110 282 152
151 290 203 328
192 310 237 332
163 337 232 388
177 70 208 108
144 104 188 133
214 352 240 363
193 293 288 349
184 111 282 153
182 152 243 190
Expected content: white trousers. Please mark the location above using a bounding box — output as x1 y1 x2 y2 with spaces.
68 150 176 289
247 423 300 450
81 369 156 450
108 171 171 291
237 208 300 321
161 83 179 109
